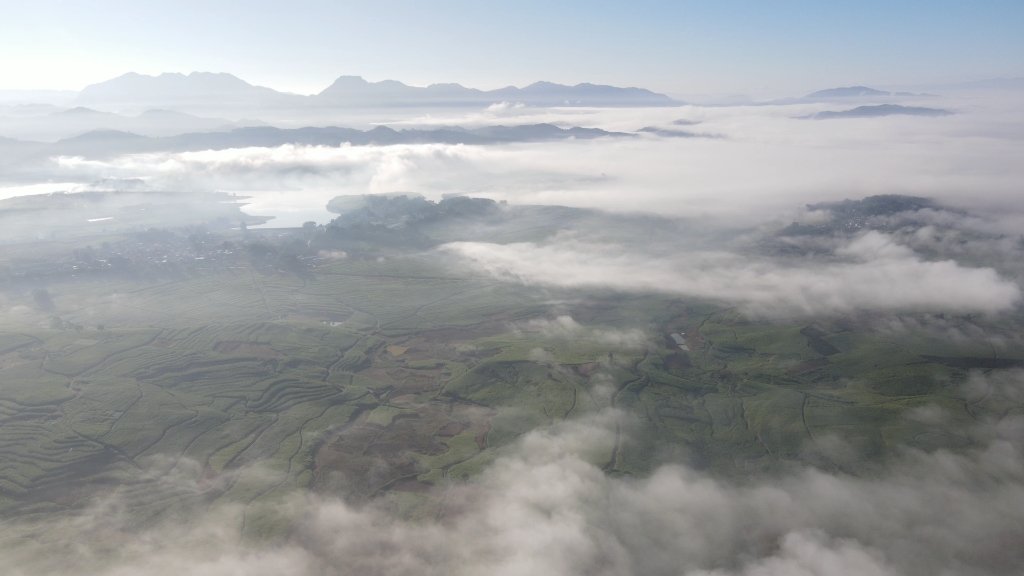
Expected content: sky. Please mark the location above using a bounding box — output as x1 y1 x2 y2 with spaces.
1 1 1023 97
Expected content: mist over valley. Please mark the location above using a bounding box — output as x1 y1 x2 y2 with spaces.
2 5 1024 573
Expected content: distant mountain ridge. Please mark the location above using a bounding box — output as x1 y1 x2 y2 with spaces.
804 86 892 99
73 72 681 113
813 104 953 119
763 85 935 106
74 72 297 113
318 76 678 107
76 72 285 102
13 123 630 159
799 86 933 101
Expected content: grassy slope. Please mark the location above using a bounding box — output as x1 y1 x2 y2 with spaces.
0 249 1021 537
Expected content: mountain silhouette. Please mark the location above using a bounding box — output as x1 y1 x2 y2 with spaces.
804 86 892 99
813 104 953 119
21 123 630 159
73 72 680 113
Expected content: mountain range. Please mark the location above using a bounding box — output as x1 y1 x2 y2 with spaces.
813 104 954 119
71 72 681 114
4 74 1023 118
804 86 894 99
0 123 630 163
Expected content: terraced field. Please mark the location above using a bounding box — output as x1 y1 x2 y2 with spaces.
3 246 1021 540
2 194 1023 544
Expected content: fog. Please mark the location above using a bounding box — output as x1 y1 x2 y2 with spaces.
6 400 1024 576
4 91 1023 228
443 231 1021 317
2 79 1024 576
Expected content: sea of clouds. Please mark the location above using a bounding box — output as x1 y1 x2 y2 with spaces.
3 92 1022 227
4 94 1020 317
442 230 1021 317
2 91 1024 575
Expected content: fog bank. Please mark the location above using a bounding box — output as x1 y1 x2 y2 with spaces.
443 231 1021 316
5 400 1024 576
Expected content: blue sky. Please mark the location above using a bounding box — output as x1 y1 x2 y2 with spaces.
2 1 1022 96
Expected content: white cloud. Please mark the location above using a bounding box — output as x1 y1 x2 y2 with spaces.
7 416 1024 576
443 232 1021 316
8 94 1019 231
485 101 526 111
0 181 82 200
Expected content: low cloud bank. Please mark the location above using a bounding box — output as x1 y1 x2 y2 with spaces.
442 232 1021 316
54 142 476 193
3 96 1020 229
6 403 1024 576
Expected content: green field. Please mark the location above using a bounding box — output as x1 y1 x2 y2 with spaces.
1 192 1021 541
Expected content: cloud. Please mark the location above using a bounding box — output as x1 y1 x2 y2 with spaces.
963 368 1024 407
871 313 1019 355
3 94 1019 231
0 182 84 201
45 143 490 226
6 413 1024 576
54 143 477 193
2 75 1024 576
442 231 1020 316
485 101 526 111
